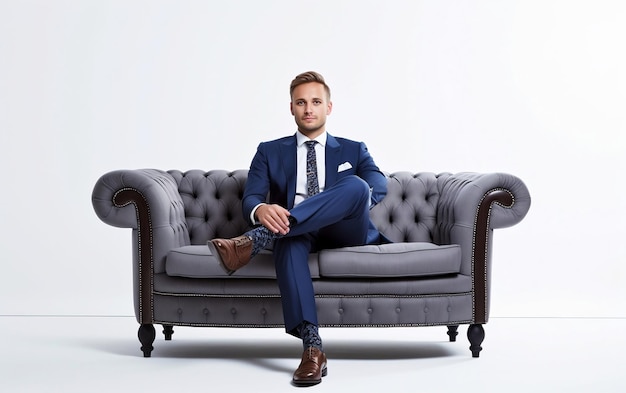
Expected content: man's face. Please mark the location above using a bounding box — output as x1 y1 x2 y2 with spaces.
290 82 332 138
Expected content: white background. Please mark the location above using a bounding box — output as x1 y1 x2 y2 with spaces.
1 0 624 318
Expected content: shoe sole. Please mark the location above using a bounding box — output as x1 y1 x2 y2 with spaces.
292 367 327 387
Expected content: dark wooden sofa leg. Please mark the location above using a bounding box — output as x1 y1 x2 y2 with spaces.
447 325 459 342
138 324 156 357
162 325 174 341
467 324 485 358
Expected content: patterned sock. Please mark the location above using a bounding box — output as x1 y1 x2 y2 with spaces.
299 322 323 351
244 226 279 257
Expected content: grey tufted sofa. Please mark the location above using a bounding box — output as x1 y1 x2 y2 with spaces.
92 169 530 358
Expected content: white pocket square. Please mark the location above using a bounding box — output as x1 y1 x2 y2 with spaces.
337 162 353 172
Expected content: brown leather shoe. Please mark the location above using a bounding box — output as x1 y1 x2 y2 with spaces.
207 235 253 275
292 347 327 387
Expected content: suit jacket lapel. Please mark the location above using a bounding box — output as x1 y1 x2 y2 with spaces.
325 133 341 189
279 136 297 209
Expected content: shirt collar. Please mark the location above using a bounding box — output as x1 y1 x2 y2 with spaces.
296 130 327 147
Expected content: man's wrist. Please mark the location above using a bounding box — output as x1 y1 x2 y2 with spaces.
250 203 266 225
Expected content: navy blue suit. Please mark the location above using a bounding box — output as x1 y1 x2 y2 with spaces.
242 133 388 336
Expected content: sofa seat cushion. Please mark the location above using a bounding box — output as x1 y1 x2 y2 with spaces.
318 242 461 278
165 245 320 279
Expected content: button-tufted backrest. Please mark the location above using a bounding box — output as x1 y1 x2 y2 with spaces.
168 170 253 245
167 170 444 246
370 172 441 243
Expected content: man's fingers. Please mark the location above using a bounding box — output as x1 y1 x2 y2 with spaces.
257 204 291 235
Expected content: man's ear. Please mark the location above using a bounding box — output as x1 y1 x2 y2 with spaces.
327 101 333 115
290 102 294 115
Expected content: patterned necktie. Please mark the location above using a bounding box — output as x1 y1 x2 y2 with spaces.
305 141 319 197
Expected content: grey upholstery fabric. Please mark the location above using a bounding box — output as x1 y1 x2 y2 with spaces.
153 273 473 297
166 247 321 279
151 292 474 327
166 242 461 279
318 243 461 278
92 169 530 336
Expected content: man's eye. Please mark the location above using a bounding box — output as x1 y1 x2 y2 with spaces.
313 100 321 105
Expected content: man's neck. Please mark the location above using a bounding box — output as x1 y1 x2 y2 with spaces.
296 130 327 147
297 128 325 140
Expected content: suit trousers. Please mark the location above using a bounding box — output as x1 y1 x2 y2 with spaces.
273 175 373 336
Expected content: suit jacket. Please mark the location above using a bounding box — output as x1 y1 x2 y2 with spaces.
242 133 387 226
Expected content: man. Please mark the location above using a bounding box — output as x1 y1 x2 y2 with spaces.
208 71 388 386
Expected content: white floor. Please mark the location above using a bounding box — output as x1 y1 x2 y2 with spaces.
1 316 624 392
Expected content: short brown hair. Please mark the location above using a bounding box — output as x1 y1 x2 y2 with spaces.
290 71 331 100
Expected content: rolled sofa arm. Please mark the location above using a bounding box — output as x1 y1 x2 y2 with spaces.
92 169 190 324
436 172 531 324
440 172 530 230
92 168 191 268
92 169 182 228
436 172 530 245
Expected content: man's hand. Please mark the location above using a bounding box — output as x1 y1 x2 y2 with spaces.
255 204 291 235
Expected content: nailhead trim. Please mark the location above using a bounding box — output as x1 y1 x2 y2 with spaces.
114 187 154 324
471 187 515 323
